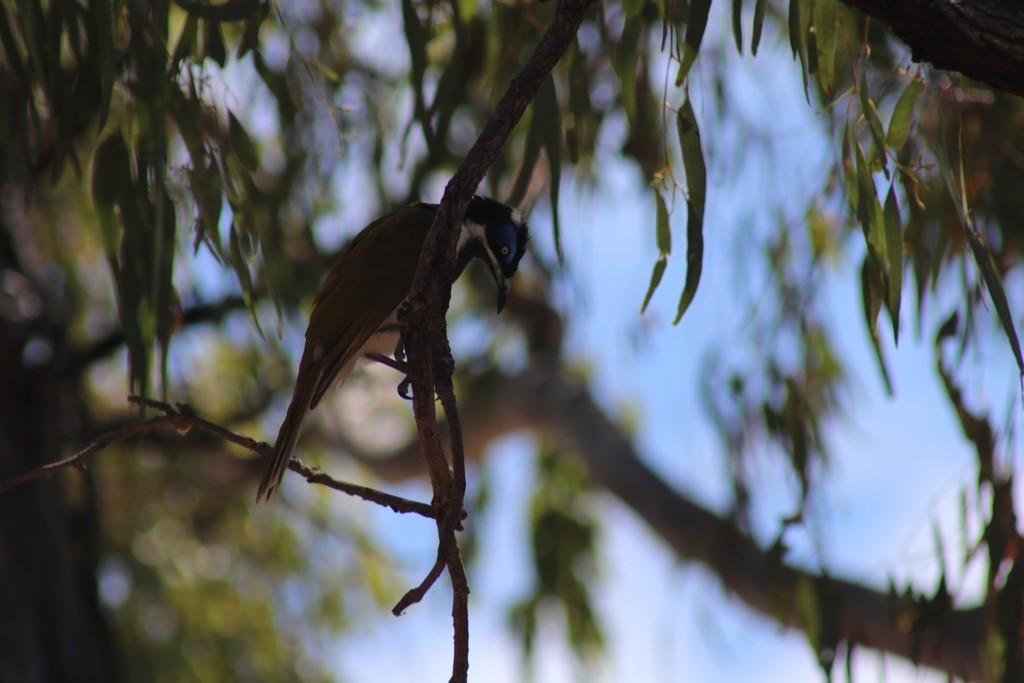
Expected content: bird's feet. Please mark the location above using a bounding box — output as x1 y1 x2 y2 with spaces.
366 352 414 400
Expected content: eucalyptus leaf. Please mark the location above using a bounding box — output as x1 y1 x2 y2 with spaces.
674 99 706 324
677 0 712 85
812 0 837 95
883 183 902 345
642 257 668 314
752 0 769 55
968 236 1024 378
861 256 894 395
732 0 743 53
886 77 924 150
229 113 260 171
858 79 888 175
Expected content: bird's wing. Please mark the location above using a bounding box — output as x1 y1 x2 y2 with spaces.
304 203 436 407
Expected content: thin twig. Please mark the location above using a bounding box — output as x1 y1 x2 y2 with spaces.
392 553 447 615
0 396 436 519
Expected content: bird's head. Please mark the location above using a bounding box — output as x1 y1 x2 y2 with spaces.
456 195 530 313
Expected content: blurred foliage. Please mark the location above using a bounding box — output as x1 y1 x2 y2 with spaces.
510 445 603 666
2 0 1024 677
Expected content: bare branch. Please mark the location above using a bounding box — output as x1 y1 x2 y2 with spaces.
0 396 436 520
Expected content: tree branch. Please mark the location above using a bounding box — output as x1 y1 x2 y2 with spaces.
0 396 437 520
398 0 597 680
841 0 1024 97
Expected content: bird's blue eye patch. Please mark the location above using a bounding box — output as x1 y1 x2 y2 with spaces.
497 223 518 265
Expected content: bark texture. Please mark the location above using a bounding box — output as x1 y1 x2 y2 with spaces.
842 0 1024 97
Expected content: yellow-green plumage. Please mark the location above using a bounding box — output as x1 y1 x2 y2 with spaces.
256 204 436 502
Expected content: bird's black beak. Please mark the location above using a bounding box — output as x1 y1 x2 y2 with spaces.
494 270 508 314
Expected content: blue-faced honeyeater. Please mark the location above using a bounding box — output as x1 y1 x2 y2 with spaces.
256 196 529 501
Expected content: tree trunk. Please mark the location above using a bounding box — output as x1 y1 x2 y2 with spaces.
0 179 119 682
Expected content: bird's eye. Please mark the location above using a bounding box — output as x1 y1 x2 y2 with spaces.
501 246 511 256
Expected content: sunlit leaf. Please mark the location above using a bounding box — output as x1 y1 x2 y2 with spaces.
886 77 924 150
795 578 821 654
883 183 903 345
313 59 341 83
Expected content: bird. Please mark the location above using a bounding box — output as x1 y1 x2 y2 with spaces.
256 195 530 502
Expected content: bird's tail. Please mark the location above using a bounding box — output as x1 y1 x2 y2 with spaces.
256 379 314 503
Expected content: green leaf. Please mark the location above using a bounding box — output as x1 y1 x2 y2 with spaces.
677 100 707 218
93 0 115 128
402 0 428 125
674 99 707 324
229 225 257 307
641 257 668 314
795 578 821 654
968 236 1024 378
677 0 712 85
91 133 129 262
229 113 259 171
861 256 894 395
812 0 837 95
171 14 198 70
655 189 672 254
886 77 924 151
858 78 888 175
732 0 743 53
675 201 705 323
751 0 769 55
854 136 886 266
788 0 809 98
618 16 642 123
883 184 902 345
841 123 858 212
642 191 672 314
